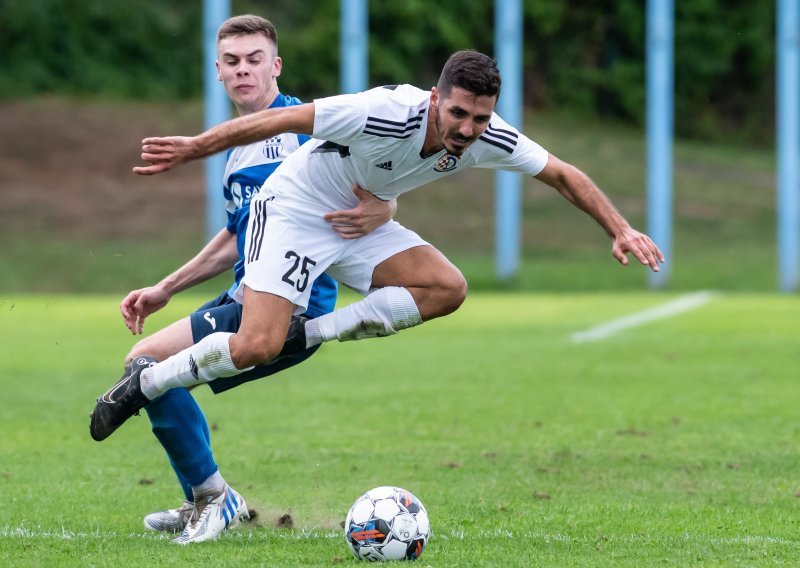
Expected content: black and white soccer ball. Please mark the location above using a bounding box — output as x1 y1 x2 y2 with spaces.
344 486 430 561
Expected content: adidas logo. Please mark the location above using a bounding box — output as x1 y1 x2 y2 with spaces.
189 355 199 380
375 160 393 171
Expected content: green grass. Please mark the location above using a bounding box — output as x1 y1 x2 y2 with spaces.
2 292 799 566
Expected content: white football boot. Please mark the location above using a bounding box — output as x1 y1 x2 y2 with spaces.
172 485 249 544
143 501 194 532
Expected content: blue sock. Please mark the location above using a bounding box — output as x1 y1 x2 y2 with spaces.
145 388 218 502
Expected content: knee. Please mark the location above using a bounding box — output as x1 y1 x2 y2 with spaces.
125 337 159 366
419 270 467 320
438 271 468 316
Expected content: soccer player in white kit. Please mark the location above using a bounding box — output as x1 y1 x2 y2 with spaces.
109 50 664 429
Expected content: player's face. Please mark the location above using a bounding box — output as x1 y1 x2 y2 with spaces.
432 87 496 156
216 34 282 115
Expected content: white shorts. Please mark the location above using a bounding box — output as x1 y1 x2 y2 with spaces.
235 195 429 312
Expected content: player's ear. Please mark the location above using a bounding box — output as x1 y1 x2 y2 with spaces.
273 56 282 79
216 60 222 82
430 87 439 109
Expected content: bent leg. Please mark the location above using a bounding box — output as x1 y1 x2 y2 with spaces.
308 245 467 344
371 245 467 320
142 288 295 398
229 287 296 368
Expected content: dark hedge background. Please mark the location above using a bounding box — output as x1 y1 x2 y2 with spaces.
0 0 775 145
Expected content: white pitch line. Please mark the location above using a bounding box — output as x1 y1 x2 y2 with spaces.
5 525 797 547
570 291 717 344
6 526 800 548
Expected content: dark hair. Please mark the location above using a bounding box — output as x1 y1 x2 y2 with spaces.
437 50 501 100
217 14 278 49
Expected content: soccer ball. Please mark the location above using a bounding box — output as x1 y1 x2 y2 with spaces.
344 486 430 561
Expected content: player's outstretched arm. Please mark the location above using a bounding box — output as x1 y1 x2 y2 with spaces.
323 185 398 239
534 154 665 272
133 103 316 175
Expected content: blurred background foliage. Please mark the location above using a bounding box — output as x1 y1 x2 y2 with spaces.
0 0 783 293
0 0 775 145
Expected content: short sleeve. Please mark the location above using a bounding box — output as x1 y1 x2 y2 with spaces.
312 92 371 144
500 133 549 176
474 114 549 176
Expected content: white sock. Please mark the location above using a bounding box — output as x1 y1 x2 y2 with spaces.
192 470 226 500
305 318 324 347
140 332 253 399
306 287 421 346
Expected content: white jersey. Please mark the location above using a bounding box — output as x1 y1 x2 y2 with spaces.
258 84 549 212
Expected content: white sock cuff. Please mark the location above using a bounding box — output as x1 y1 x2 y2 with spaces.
305 318 324 347
314 286 422 344
385 286 422 330
317 311 338 343
200 332 248 378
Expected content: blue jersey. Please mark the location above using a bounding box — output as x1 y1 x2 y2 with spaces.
222 93 337 318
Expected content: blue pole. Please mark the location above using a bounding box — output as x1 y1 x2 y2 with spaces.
203 0 231 241
646 0 674 289
777 0 800 292
341 0 368 93
494 0 523 280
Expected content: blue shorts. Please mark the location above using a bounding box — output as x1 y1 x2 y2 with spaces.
189 292 320 394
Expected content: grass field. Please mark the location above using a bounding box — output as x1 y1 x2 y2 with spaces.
1 291 799 566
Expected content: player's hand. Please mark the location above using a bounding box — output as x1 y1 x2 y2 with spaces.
120 286 171 334
323 185 396 239
133 136 195 175
611 227 665 272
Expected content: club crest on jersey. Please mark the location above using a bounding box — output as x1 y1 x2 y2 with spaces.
434 153 460 172
263 136 283 160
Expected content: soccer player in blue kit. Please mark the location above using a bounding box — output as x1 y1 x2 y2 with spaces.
90 15 396 544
